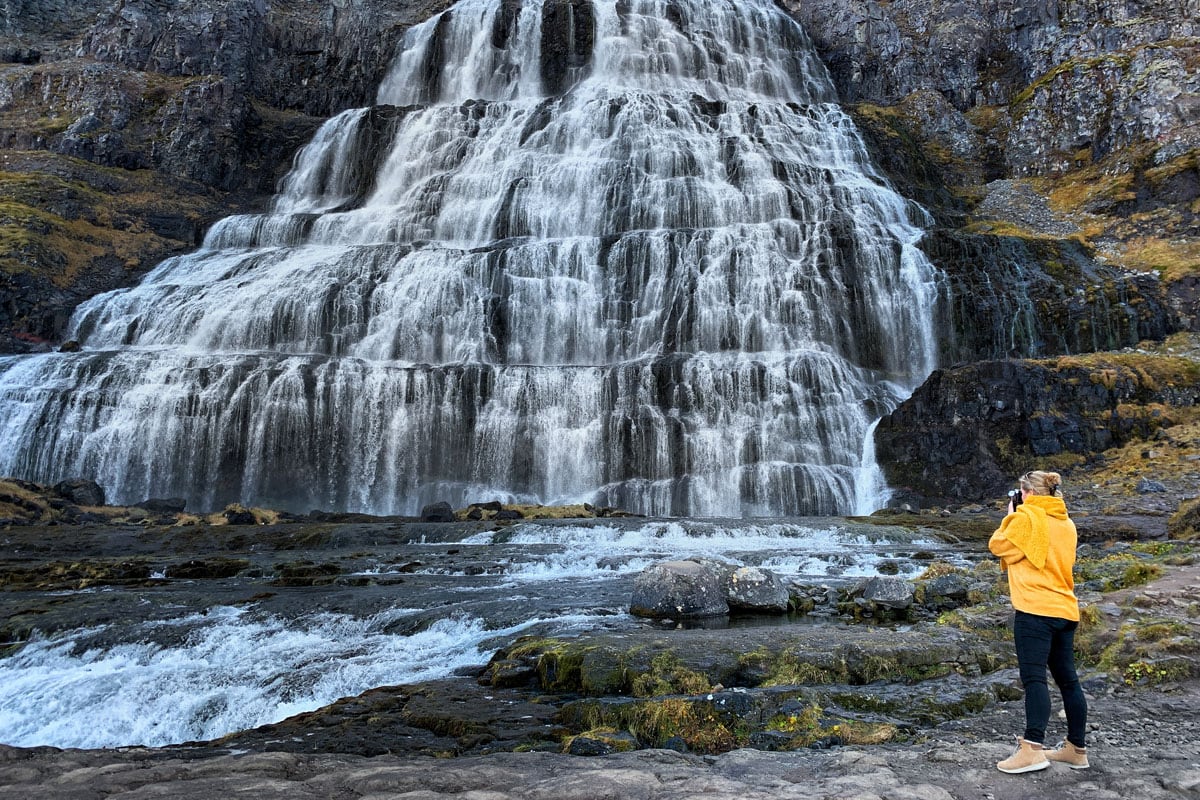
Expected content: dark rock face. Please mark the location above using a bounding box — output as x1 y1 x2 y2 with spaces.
875 355 1200 503
779 0 1198 175
921 229 1175 363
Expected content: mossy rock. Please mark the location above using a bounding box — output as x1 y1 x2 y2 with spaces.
1168 498 1200 540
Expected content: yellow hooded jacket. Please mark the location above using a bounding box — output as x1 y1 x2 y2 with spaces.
988 494 1080 622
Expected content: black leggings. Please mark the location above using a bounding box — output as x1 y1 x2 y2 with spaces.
1014 610 1088 748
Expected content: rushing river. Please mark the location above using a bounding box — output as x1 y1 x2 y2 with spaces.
0 518 973 749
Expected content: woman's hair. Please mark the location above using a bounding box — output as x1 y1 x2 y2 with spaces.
1020 470 1062 496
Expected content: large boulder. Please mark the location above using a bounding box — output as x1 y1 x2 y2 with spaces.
861 577 915 610
629 560 731 619
52 478 105 507
420 501 455 522
723 566 790 613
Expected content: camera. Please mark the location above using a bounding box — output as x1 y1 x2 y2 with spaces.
1007 488 1022 509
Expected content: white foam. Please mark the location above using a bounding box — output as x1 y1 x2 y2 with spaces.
420 520 963 582
0 606 597 749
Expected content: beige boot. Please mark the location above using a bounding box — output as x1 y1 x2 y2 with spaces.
996 737 1049 774
1045 740 1090 769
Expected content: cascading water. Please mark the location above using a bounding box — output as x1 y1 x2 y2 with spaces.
0 0 939 516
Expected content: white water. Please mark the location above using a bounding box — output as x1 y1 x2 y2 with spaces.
0 606 596 749
0 520 968 749
0 0 939 515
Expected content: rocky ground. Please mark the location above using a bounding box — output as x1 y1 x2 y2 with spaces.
1 463 1198 798
1 594 1198 799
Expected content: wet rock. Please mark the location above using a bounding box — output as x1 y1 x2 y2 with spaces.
167 558 249 580
271 561 340 586
52 478 105 507
139 497 187 513
421 501 455 522
630 560 731 619
723 567 790 614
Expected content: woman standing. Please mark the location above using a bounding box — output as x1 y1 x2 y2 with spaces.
989 470 1090 773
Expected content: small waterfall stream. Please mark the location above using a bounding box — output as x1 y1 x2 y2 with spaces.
0 0 939 516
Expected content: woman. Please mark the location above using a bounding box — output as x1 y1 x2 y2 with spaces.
988 470 1090 773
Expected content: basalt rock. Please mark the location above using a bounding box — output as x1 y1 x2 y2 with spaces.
921 229 1176 363
723 566 791 614
52 478 106 507
875 354 1200 503
630 560 732 620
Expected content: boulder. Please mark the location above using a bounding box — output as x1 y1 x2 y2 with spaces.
222 504 258 525
139 497 186 513
1136 478 1168 494
860 577 915 610
52 479 105 507
923 573 971 602
723 566 790 613
875 356 1198 503
629 560 731 619
420 501 455 522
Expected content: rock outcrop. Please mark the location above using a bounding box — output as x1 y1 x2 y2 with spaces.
0 0 447 351
875 351 1200 502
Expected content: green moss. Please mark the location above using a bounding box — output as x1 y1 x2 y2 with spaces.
1090 616 1200 683
630 651 711 698
595 697 742 754
1122 562 1164 587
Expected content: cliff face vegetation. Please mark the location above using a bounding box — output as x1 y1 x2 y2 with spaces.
0 0 450 350
1 0 1196 502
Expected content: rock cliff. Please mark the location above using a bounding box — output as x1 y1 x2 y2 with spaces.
0 0 448 350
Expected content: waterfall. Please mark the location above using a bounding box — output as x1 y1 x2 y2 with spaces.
0 0 939 516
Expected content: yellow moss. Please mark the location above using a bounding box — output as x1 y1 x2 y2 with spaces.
560 726 636 754
917 561 963 581
1011 51 1137 110
621 698 738 753
1168 498 1200 540
837 720 901 745
630 651 711 698
1115 236 1200 282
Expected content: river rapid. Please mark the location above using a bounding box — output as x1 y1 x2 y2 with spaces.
0 516 976 749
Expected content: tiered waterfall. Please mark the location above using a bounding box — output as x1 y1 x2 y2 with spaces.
0 0 940 516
